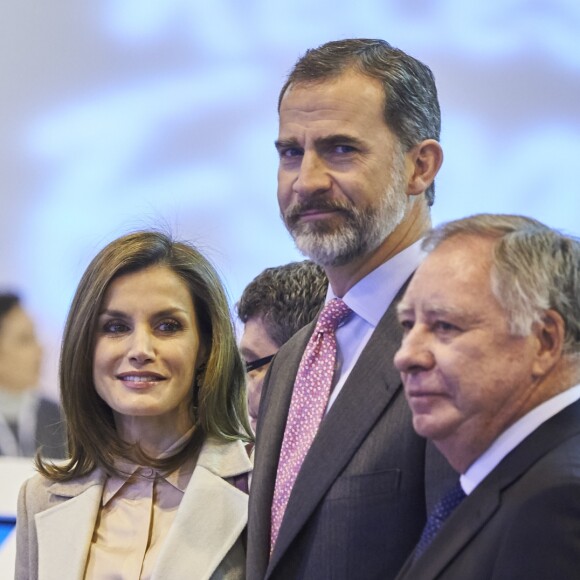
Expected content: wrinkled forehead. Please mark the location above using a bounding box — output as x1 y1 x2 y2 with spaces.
280 64 379 103
399 236 496 312
280 71 385 115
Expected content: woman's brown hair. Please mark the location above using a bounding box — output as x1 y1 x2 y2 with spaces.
38 231 252 480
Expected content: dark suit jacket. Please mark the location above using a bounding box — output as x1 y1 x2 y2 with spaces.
0 395 67 459
247 289 455 580
395 398 580 580
35 396 67 459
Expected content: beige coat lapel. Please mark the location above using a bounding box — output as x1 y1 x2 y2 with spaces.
35 471 104 580
153 437 251 580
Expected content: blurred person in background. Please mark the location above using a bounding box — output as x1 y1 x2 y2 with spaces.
237 261 328 433
0 292 66 459
16 231 253 579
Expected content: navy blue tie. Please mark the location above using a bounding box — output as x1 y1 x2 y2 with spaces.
414 481 466 560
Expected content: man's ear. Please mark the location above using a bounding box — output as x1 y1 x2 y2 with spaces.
531 309 565 377
405 139 444 197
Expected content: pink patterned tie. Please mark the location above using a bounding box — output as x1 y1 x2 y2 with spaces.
270 298 352 552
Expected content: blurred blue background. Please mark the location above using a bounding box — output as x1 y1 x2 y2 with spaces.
1 0 579 396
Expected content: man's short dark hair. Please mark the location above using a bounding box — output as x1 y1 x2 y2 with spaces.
278 38 441 205
237 261 328 347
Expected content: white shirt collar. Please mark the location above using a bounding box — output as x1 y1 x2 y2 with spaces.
461 383 580 494
326 240 427 327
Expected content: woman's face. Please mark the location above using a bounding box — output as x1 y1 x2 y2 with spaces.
93 265 204 443
0 306 42 391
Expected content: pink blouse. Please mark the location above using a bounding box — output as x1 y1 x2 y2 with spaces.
83 434 195 579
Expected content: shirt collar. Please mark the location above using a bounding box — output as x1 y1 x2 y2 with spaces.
461 383 580 494
326 240 427 327
102 427 196 505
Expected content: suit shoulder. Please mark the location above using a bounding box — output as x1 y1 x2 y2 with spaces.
522 430 580 487
276 321 314 356
263 321 314 380
21 472 53 496
18 473 54 517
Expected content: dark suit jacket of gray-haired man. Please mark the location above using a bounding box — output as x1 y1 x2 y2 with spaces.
247 38 455 580
394 214 580 580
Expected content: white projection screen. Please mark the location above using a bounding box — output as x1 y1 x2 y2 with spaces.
1 1 579 396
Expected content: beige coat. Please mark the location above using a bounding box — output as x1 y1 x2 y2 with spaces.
16 437 252 580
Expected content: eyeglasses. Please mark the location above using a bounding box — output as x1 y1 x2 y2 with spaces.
245 354 275 373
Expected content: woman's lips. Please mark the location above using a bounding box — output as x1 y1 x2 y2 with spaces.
116 372 166 388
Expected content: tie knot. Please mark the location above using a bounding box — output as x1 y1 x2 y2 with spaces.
315 298 352 334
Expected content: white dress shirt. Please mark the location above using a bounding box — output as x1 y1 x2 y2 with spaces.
461 383 580 494
325 240 426 411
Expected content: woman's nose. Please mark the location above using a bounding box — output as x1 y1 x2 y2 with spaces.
127 327 155 363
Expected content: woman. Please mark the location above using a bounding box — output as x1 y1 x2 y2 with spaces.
16 231 253 580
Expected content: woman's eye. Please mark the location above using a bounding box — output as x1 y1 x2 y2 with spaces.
278 147 303 162
157 320 181 333
102 320 129 334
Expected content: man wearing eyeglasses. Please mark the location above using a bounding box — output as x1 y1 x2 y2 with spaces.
237 260 328 433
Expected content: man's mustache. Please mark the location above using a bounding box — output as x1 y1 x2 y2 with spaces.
285 200 353 224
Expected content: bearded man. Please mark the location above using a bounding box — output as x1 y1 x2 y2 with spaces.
247 38 454 580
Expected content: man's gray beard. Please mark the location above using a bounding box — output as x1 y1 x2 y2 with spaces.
286 164 408 268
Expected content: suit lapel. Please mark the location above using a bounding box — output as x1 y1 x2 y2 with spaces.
249 326 311 578
267 301 406 572
401 485 501 579
400 399 580 579
153 438 251 580
35 471 104 580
